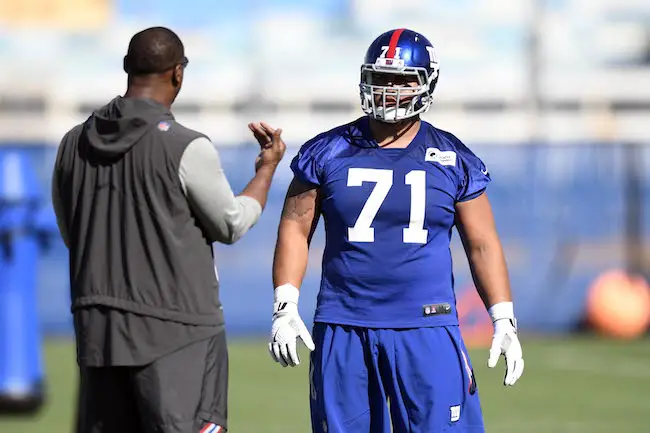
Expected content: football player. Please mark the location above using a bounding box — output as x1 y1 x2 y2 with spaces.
267 28 524 433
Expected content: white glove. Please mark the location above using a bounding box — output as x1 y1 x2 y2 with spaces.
269 284 315 367
487 302 524 386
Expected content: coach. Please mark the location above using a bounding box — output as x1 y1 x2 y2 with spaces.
51 27 286 433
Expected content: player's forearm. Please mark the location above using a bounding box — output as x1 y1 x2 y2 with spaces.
456 194 512 311
272 179 320 290
465 238 512 309
273 223 310 289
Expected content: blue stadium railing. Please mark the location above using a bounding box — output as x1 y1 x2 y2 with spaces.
0 142 647 337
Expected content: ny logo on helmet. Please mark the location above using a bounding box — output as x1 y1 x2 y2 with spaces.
425 46 439 69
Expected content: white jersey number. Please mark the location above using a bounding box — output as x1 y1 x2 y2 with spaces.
379 45 402 59
347 168 427 244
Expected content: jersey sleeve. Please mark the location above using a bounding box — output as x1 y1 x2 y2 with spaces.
454 140 491 202
289 134 329 187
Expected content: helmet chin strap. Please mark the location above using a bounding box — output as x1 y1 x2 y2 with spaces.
375 112 420 125
377 106 411 123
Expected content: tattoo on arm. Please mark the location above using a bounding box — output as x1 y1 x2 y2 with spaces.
281 179 321 244
282 190 317 220
281 179 319 222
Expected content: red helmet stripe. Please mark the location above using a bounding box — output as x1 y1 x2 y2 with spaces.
386 28 406 58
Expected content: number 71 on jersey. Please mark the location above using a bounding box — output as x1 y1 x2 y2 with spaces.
347 168 428 244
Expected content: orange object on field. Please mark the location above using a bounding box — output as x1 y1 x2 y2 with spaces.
457 286 493 349
586 270 650 339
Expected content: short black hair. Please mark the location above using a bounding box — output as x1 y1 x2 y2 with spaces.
124 27 185 76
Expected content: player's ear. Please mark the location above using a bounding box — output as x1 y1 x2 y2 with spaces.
172 65 183 88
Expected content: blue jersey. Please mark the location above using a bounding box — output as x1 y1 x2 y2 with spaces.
291 116 490 328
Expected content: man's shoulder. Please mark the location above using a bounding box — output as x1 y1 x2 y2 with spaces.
150 121 211 166
61 122 86 143
307 116 366 144
420 121 458 149
57 122 89 160
54 122 89 173
158 120 209 144
421 122 487 176
422 121 478 155
298 116 366 161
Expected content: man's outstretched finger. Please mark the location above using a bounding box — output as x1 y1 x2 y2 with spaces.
249 123 272 145
260 122 276 134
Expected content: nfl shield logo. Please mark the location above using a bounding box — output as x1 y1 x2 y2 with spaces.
157 121 170 132
199 423 223 433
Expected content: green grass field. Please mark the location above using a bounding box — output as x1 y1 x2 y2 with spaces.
1 335 649 432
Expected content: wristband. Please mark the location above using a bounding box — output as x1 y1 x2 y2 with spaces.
274 284 300 304
488 301 518 332
488 301 514 322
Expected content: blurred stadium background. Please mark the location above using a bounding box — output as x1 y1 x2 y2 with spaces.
1 0 649 432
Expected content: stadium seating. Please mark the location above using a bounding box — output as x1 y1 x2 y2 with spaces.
0 0 648 144
0 0 109 29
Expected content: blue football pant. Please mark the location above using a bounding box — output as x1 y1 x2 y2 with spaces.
309 324 485 433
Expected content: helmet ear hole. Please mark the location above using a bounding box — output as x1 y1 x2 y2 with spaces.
429 73 439 95
418 70 427 86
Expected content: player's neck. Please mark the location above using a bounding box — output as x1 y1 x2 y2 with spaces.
369 117 421 149
124 81 174 109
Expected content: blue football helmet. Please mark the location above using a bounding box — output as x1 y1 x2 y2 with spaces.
360 28 440 123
